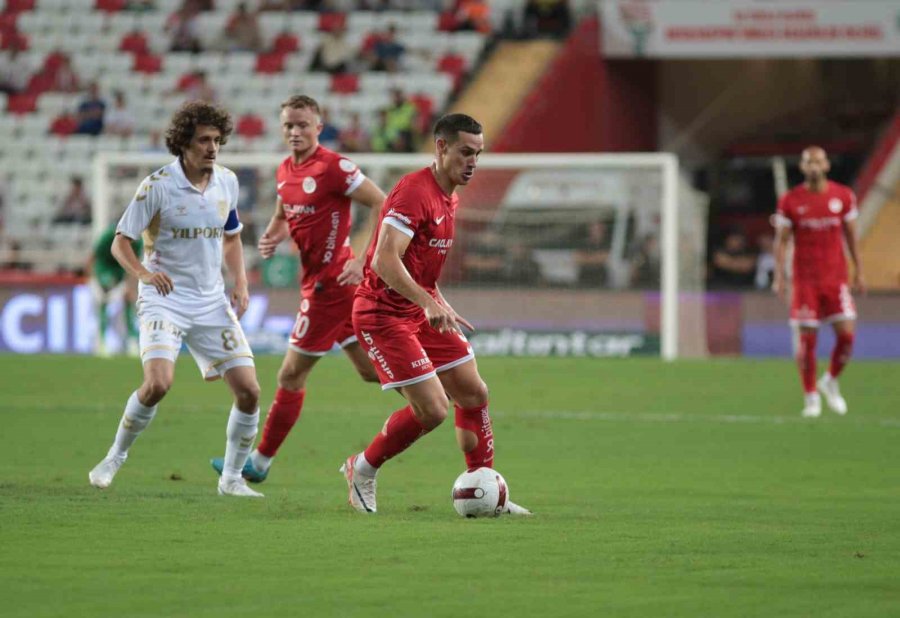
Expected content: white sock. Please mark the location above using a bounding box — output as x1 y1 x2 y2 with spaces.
107 391 158 460
223 406 259 481
250 450 272 472
354 452 377 477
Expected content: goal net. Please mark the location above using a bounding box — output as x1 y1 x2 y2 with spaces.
93 152 707 359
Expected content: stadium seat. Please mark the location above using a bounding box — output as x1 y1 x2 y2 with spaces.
133 53 162 74
7 92 38 114
255 51 285 75
330 73 359 95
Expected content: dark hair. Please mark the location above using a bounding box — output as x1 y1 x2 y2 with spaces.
433 113 482 142
281 94 321 115
165 101 233 156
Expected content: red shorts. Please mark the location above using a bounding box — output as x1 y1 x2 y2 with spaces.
790 281 856 326
288 285 357 356
352 299 475 390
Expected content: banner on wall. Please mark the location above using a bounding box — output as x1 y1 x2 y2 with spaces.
599 0 900 58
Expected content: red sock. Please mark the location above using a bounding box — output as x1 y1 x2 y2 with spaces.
829 331 855 378
363 405 429 469
455 403 494 471
257 387 305 458
797 331 818 394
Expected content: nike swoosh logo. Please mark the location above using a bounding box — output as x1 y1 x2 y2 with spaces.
277 181 287 189
434 216 445 225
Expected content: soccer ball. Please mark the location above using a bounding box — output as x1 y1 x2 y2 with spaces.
451 467 509 518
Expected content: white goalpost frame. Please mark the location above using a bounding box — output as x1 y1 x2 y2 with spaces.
93 151 680 360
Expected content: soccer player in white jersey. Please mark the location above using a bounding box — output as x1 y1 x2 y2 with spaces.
88 102 264 498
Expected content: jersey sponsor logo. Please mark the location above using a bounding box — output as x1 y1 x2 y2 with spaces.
828 198 843 214
175 205 188 216
303 177 317 194
283 203 316 216
339 159 357 173
434 215 446 225
323 211 340 264
798 217 840 231
360 330 395 380
429 238 453 249
170 226 224 239
386 209 411 225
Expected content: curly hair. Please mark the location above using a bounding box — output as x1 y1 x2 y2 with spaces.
165 101 233 156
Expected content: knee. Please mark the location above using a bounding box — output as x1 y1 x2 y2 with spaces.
277 364 308 391
412 393 450 429
455 380 489 409
358 365 380 384
141 377 172 405
235 380 261 412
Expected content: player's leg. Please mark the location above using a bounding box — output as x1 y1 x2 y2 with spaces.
818 318 854 415
123 277 139 356
219 365 263 497
342 341 380 383
793 324 821 417
90 277 112 357
88 358 173 488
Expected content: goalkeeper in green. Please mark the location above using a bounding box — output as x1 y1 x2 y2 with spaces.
88 224 142 356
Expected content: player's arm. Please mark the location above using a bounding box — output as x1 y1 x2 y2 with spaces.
257 196 290 259
112 233 173 295
371 223 458 333
223 231 250 318
772 224 791 300
338 178 386 286
843 217 866 295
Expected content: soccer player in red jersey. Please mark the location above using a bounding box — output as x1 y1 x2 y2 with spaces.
339 113 530 515
773 146 865 418
211 95 385 482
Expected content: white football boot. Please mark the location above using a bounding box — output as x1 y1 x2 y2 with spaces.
89 454 126 488
801 392 822 418
503 501 533 516
818 374 848 415
217 476 264 498
340 455 377 513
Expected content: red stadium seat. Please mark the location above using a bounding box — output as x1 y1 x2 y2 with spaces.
7 92 37 114
119 31 149 55
318 12 346 33
25 72 52 95
0 26 27 50
330 73 358 94
5 0 35 12
437 52 466 91
236 113 265 138
410 93 434 135
255 52 285 74
50 113 78 136
271 32 299 54
95 0 126 12
437 12 458 32
133 53 162 74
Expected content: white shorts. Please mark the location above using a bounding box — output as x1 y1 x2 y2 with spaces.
137 298 254 381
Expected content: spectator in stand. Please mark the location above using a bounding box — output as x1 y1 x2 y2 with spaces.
316 107 341 149
104 91 136 137
166 0 203 53
171 69 217 102
506 240 542 286
630 233 660 289
0 48 31 95
710 228 757 288
454 0 492 33
53 177 92 225
575 219 611 287
462 229 506 285
371 23 405 72
49 54 80 93
75 83 107 136
383 88 417 152
754 233 777 290
523 0 572 38
219 2 262 52
310 24 354 74
338 112 370 153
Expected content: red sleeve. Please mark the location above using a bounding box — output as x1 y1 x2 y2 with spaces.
775 192 793 228
382 181 428 239
326 154 365 197
843 185 859 221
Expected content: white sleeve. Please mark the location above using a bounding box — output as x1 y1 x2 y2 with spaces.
116 176 160 240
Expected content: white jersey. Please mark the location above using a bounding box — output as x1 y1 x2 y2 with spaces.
117 159 243 313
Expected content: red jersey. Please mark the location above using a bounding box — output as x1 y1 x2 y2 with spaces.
276 146 365 293
356 167 458 318
776 180 857 286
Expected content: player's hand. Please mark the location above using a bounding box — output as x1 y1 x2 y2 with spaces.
438 298 475 333
257 232 281 259
772 274 786 302
337 257 365 286
140 271 174 296
424 299 459 334
230 283 250 318
853 272 867 296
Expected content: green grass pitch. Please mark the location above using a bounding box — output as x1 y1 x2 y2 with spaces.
2 355 899 617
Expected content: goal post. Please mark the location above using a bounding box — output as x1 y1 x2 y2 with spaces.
93 151 702 361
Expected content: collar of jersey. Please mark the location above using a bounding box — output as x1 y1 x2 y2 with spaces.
169 157 219 192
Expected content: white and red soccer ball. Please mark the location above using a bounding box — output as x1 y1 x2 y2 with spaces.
451 467 509 518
